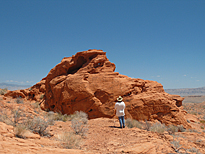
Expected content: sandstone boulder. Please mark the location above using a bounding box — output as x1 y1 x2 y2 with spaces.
43 49 188 127
5 49 189 128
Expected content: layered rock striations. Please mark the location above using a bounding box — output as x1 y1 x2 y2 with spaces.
5 49 189 128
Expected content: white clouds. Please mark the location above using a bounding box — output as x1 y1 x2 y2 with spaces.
26 81 33 83
6 80 33 85
150 75 161 78
183 75 186 77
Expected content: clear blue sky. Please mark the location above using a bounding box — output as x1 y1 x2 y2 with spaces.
0 0 204 89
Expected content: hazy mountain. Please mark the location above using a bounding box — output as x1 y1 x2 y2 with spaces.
165 86 205 96
0 83 31 91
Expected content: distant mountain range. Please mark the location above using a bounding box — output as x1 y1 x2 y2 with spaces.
165 86 205 96
0 83 31 91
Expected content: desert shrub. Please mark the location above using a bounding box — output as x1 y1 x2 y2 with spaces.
25 116 51 136
186 129 201 134
167 125 179 134
71 111 88 137
200 120 205 124
150 122 166 134
0 108 23 126
0 88 7 95
46 111 71 122
0 104 54 137
31 102 40 109
16 97 24 104
14 124 27 138
188 147 202 154
58 132 81 149
73 111 88 121
125 118 142 129
0 112 13 125
12 109 23 126
143 120 152 131
191 112 197 115
170 140 181 149
177 125 186 132
170 140 183 153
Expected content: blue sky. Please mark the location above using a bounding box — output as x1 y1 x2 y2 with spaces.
0 0 204 89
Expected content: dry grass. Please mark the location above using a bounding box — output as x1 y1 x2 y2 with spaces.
14 124 27 138
48 112 71 122
167 125 179 134
0 105 52 136
58 132 81 149
125 118 142 129
150 122 166 134
16 97 24 104
71 111 88 137
24 116 52 136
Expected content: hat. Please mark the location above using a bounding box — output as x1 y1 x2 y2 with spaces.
117 96 123 102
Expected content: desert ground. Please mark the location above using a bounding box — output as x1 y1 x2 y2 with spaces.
0 91 205 154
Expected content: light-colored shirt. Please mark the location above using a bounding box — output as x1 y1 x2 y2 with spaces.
115 101 125 117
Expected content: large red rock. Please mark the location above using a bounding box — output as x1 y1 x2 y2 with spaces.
43 49 188 127
5 49 189 128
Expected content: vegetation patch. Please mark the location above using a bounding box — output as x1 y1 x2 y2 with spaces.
125 118 142 129
0 88 8 95
71 111 89 137
14 124 27 138
58 132 81 149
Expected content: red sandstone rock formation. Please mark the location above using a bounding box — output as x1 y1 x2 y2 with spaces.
5 79 45 101
5 49 189 128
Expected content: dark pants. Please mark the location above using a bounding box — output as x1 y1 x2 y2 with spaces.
118 116 125 128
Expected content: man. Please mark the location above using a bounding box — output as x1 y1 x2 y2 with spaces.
115 96 125 128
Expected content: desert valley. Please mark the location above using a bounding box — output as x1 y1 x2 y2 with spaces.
1 50 205 154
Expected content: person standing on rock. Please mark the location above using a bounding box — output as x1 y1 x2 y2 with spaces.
115 96 125 128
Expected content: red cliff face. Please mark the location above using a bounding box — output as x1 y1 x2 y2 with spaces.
5 49 189 128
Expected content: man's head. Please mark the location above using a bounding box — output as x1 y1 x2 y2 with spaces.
117 96 123 102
